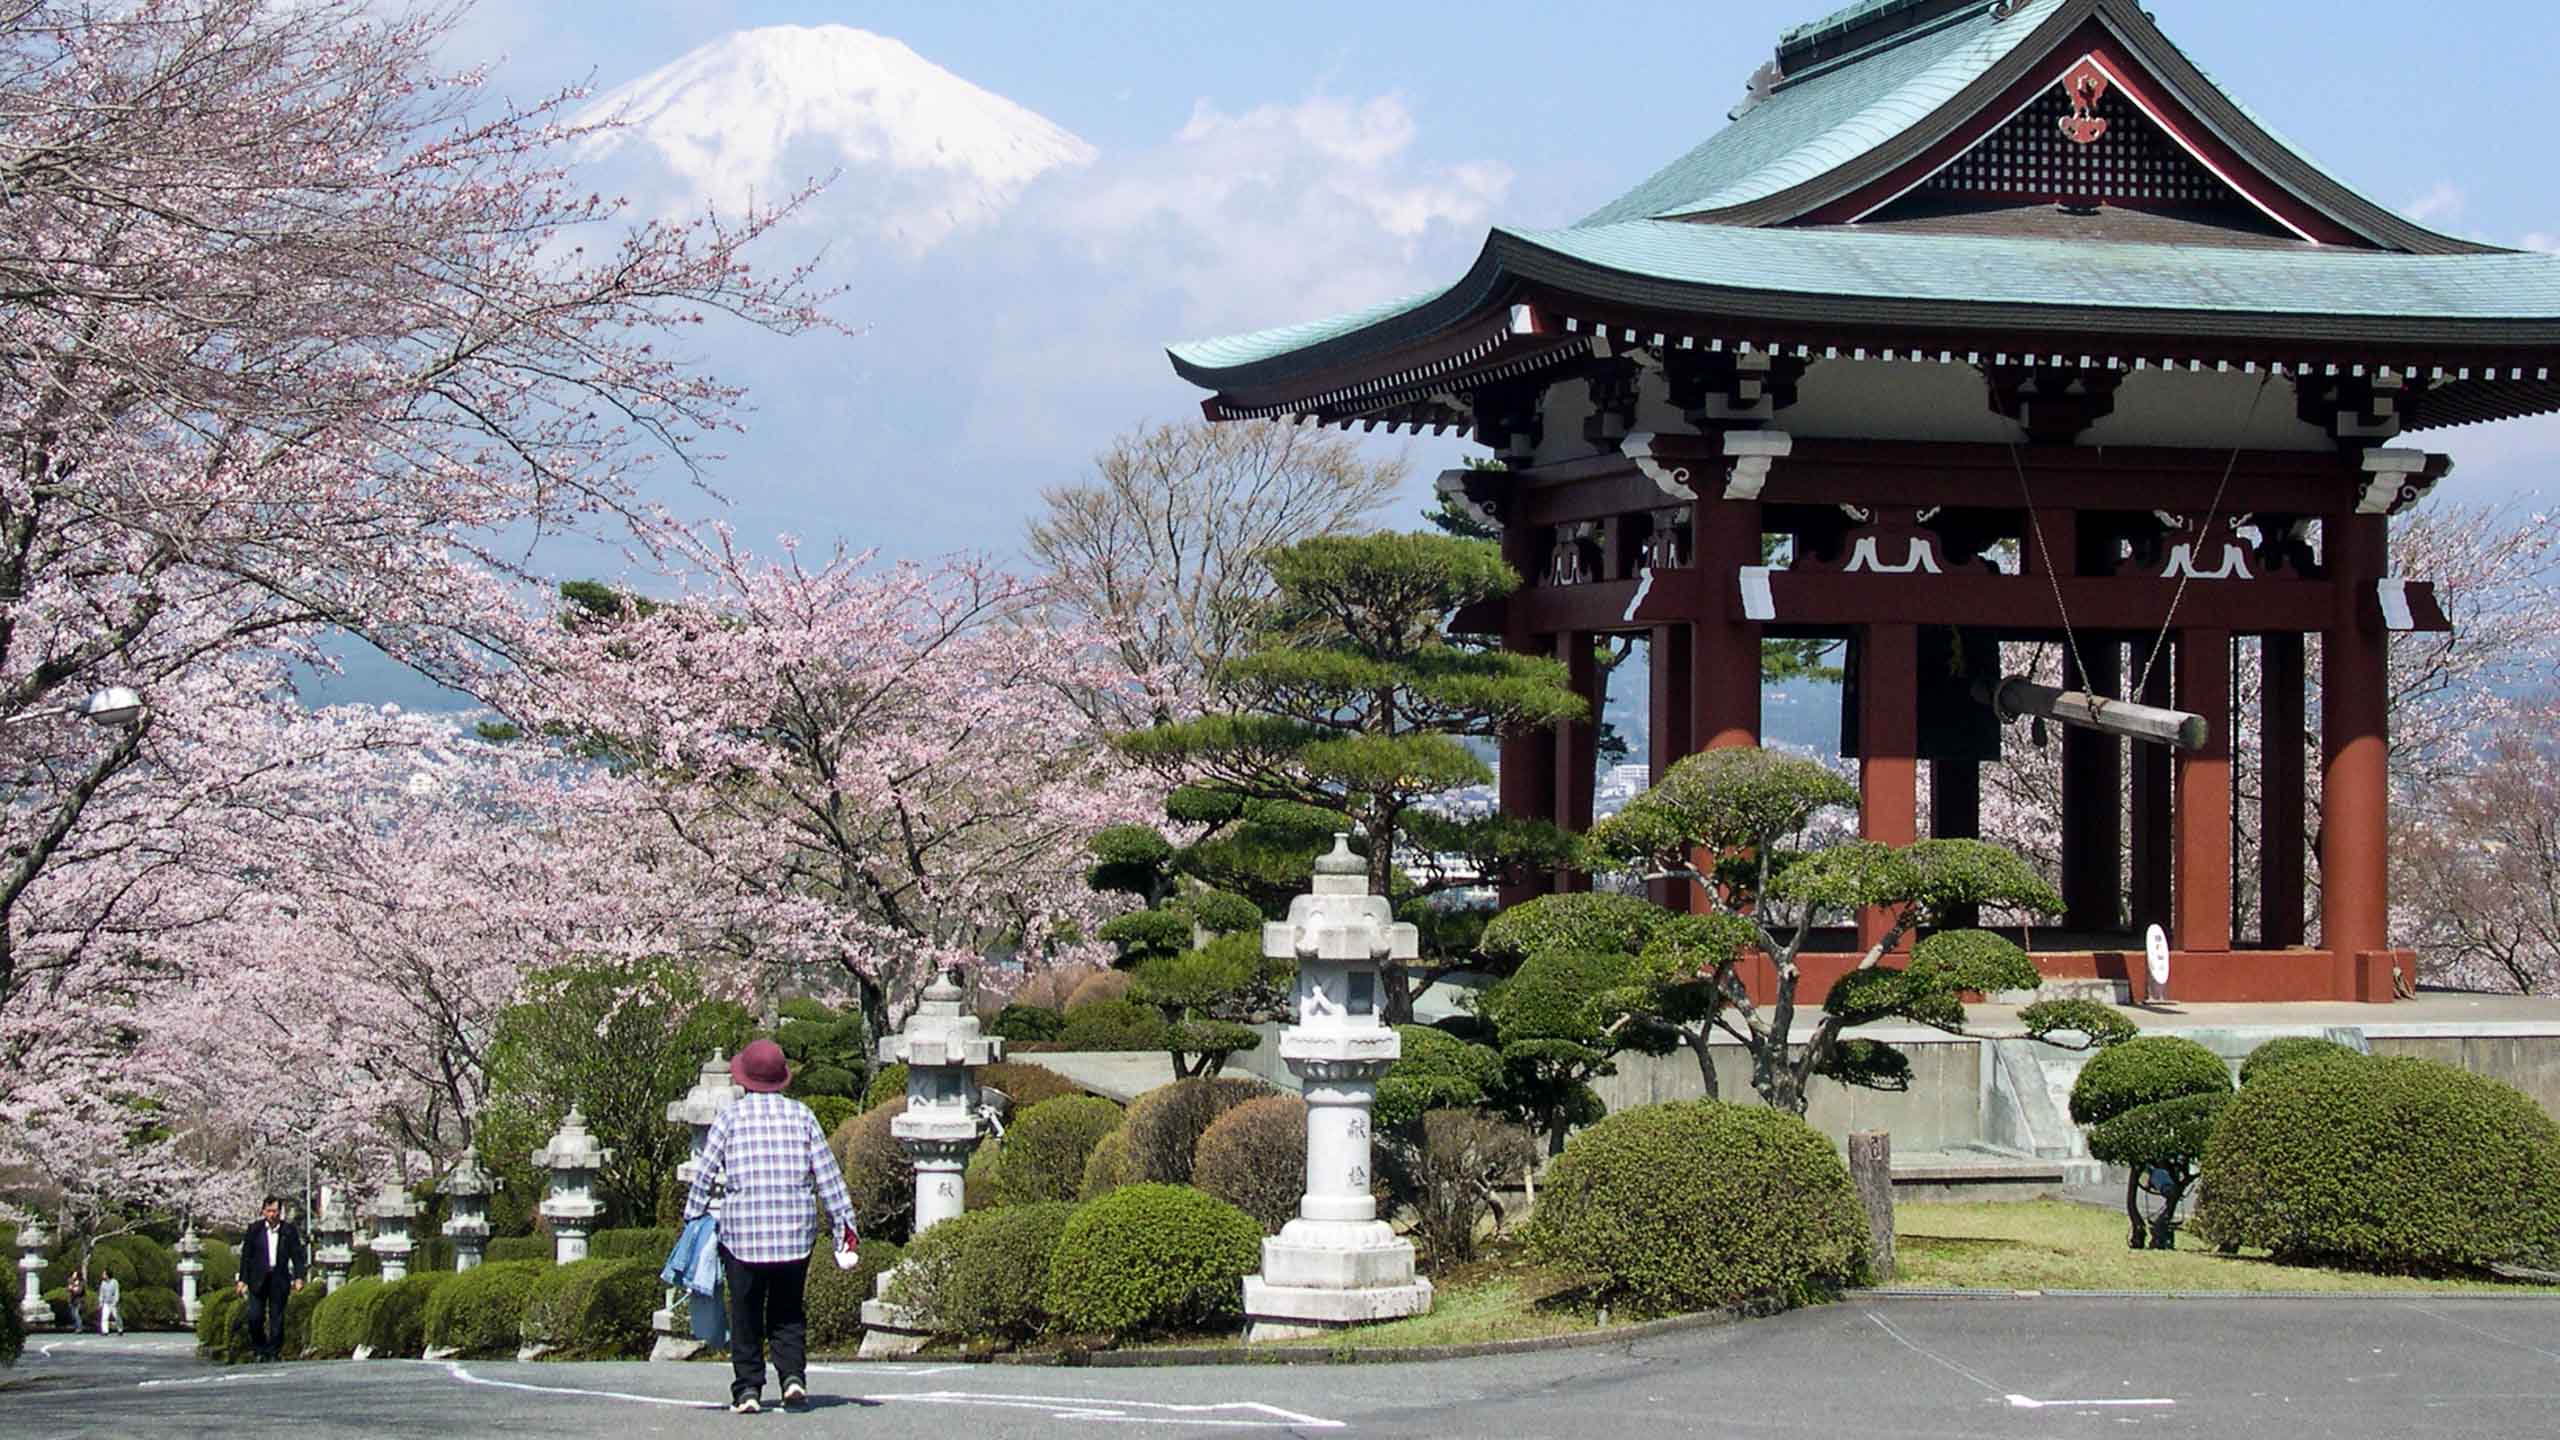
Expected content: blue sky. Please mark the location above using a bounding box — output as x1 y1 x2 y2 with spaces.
320 1 2560 706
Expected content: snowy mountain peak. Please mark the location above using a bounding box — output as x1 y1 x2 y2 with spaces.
576 25 1095 253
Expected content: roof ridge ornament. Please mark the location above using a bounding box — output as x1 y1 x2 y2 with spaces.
2058 56 2111 145
1992 0 2027 19
1730 59 1786 122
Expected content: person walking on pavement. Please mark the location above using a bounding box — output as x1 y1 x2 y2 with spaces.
96 1271 122 1335
234 1195 306 1361
681 1037 860 1415
62 1268 83 1332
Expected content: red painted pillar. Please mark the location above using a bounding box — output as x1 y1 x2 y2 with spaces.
2259 632 2308 948
1554 631 1599 893
2060 641 2124 934
2173 629 2232 954
1859 622 1919 955
1648 624 1695 910
2322 516 2391 966
1691 500 1763 751
1498 520 1557 909
2129 643 2174 937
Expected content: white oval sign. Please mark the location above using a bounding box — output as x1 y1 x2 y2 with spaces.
2145 923 2171 989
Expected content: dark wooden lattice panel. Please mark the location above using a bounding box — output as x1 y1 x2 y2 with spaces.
1915 83 2244 211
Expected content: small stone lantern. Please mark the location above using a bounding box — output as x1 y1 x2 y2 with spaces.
1244 835 1433 1341
365 1180 421 1283
440 1153 498 1272
176 1223 205 1322
859 966 1002 1356
533 1108 614 1264
653 1050 742 1361
311 1188 357 1294
16 1218 49 1327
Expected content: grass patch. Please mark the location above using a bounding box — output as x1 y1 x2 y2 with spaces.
1894 1200 2559 1294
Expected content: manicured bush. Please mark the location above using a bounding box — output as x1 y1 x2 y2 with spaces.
1527 1101 1870 1316
1376 1024 1504 1132
1193 1094 1307 1234
1044 1185 1262 1338
1122 1075 1273 1185
995 1096 1124 1206
2193 1055 2560 1272
863 1062 909 1111
2019 997 2140 1050
522 1258 659 1359
422 1259 548 1358
89 1235 179 1293
201 1239 238 1294
991 1003 1067 1043
365 1272 454 1358
485 1235 554 1265
195 1288 248 1362
120 1284 183 1333
805 1239 903 1353
0 1290 23 1366
1398 1109 1539 1265
42 1286 73 1327
2068 1035 2232 1126
892 1203 1079 1342
965 1144 1005 1211
310 1276 386 1357
1056 998 1167 1052
981 1060 1085 1112
588 1227 679 1264
1062 968 1133 1011
1079 1128 1133 1201
2239 1035 2365 1087
283 1283 325 1358
835 1099 917 1242
806 1093 859 1140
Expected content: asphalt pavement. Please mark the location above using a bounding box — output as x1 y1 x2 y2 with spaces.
4 1295 2556 1438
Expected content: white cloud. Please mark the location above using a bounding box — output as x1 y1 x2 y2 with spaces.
2404 182 2466 225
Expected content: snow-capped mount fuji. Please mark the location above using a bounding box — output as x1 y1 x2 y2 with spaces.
575 25 1095 254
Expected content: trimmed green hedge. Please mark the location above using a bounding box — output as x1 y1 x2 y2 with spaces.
863 1062 909 1111
0 1288 22 1366
124 1285 183 1332
1528 1101 1870 1316
485 1235 555 1266
1377 1025 1504 1133
283 1284 325 1358
1055 998 1168 1052
995 1096 1124 1206
310 1277 386 1357
364 1272 453 1358
2194 1055 2560 1271
1193 1094 1307 1234
2068 1035 2232 1126
196 1288 249 1362
2088 1092 2230 1170
588 1228 678 1264
2239 1035 2365 1087
422 1260 548 1358
522 1258 659 1360
836 1099 916 1242
890 1204 1078 1343
1044 1184 1261 1338
1122 1076 1273 1185
806 1240 903 1353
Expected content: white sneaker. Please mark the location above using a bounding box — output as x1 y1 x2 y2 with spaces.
782 1380 808 1408
731 1396 761 1415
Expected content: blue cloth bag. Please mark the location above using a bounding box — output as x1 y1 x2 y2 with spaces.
662 1213 729 1346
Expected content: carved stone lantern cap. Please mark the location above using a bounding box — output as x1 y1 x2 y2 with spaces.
669 1048 746 1126
1268 834 1418 964
533 1107 615 1170
878 964 1003 1070
315 1189 355 1234
177 1223 203 1256
443 1153 498 1197
366 1179 421 1223
16 1219 43 1249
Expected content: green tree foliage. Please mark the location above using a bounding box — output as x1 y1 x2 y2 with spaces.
1527 1101 1869 1315
2068 1035 2233 1250
1085 823 1286 1077
1375 1024 1504 1133
776 997 871 1104
476 959 754 1227
992 1096 1124 1206
1472 947 1664 1154
2238 1035 2366 1087
2195 1056 2560 1272
1115 532 1589 1020
1585 746 2066 1113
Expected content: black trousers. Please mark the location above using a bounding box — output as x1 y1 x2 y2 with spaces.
244 1280 291 1358
720 1247 809 1402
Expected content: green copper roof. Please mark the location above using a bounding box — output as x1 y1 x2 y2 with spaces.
1581 0 2058 226
1168 284 1455 373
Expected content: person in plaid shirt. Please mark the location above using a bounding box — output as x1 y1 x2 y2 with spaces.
685 1037 859 1414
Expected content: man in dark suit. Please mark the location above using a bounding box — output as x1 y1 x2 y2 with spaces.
234 1195 305 1361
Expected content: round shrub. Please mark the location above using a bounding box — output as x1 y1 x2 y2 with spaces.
0 1292 23 1366
120 1285 181 1332
2087 1092 2229 1170
1377 1025 1503 1132
2193 1055 2560 1271
1056 998 1167 1052
889 1203 1079 1342
981 1060 1086 1112
588 1227 678 1264
2239 1035 2365 1087
422 1259 548 1358
309 1276 386 1357
796 1063 861 1100
1527 1101 1870 1315
805 1093 859 1139
991 1003 1067 1043
996 1096 1124 1206
1044 1185 1262 1338
89 1235 179 1293
201 1239 238 1294
1123 1075 1274 1185
805 1239 903 1353
1063 968 1133 1011
195 1288 248 1362
965 1144 1005 1211
863 1062 910 1111
283 1283 325 1358
1080 1128 1133 1201
522 1258 659 1359
2068 1035 2232 1126
485 1235 553 1265
365 1272 453 1358
835 1099 917 1243
1193 1095 1308 1234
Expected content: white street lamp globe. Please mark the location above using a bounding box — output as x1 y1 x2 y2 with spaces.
80 686 144 727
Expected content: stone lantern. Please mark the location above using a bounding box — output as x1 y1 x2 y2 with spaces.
653 1050 742 1361
176 1223 205 1322
311 1188 357 1294
440 1153 498 1272
1243 835 1433 1341
533 1107 614 1264
365 1180 421 1283
16 1218 49 1327
859 965 1002 1356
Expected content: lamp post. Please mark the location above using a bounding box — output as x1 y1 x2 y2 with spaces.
533 1108 613 1264
1243 835 1433 1341
653 1051 742 1361
440 1153 497 1272
176 1223 205 1323
2 686 146 730
859 966 1003 1357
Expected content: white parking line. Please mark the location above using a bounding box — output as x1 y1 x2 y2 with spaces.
424 1363 1345 1428
2006 1394 2176 1409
